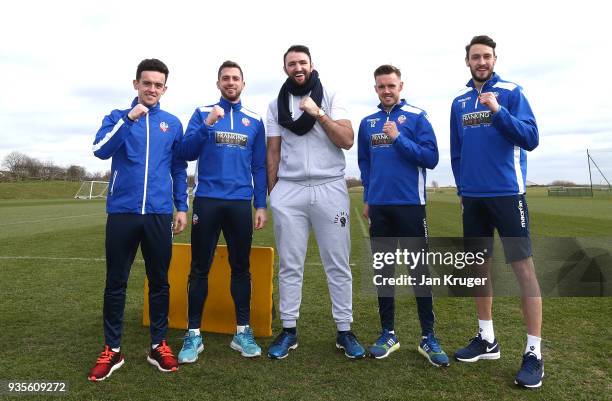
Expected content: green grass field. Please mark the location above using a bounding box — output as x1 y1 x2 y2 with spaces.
0 182 610 400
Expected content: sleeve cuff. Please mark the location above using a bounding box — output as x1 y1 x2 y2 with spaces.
123 112 135 125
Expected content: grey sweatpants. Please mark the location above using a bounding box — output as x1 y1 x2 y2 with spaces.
270 178 353 331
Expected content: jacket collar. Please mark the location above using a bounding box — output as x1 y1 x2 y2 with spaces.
467 72 500 90
218 97 242 112
377 98 407 113
130 97 161 114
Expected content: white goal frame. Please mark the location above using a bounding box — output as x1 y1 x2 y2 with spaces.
74 180 109 199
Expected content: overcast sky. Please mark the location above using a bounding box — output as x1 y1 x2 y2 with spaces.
2 0 611 186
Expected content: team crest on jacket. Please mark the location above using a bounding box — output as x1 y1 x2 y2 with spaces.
159 121 169 132
333 211 349 227
192 213 199 225
397 114 406 124
242 117 250 127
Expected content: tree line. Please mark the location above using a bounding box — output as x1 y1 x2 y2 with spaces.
1 151 109 182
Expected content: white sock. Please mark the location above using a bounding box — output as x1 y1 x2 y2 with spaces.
151 343 159 350
237 325 247 334
189 328 201 336
388 330 395 334
111 347 120 353
478 319 495 343
525 334 542 359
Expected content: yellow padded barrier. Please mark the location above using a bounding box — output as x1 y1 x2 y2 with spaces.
143 243 274 337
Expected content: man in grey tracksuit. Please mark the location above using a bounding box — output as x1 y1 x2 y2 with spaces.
266 45 365 359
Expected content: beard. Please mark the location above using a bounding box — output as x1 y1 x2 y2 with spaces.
221 88 241 102
470 67 494 83
290 70 312 86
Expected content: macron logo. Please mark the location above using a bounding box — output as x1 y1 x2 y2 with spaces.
518 200 526 228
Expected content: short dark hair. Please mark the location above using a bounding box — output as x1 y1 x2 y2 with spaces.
374 64 401 79
465 35 497 58
217 60 244 80
283 45 311 64
136 58 169 82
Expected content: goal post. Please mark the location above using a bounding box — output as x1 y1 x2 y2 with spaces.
587 149 612 198
74 180 108 199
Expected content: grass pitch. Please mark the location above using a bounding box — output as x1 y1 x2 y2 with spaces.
0 183 610 400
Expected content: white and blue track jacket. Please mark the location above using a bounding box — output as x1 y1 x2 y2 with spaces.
93 98 188 214
450 73 539 197
179 97 267 209
358 99 439 206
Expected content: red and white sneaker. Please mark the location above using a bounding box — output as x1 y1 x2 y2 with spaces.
147 340 178 372
88 345 125 382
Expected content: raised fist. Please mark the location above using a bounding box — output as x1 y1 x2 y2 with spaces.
205 105 225 126
299 96 320 117
127 104 149 121
382 121 399 139
478 92 500 113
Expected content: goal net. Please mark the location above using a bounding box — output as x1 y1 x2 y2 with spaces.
75 181 108 199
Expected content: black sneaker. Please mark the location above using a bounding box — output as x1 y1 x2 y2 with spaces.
455 333 500 362
515 352 544 389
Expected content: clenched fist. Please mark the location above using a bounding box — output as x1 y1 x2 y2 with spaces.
299 96 321 117
205 105 225 126
127 104 149 121
383 121 399 140
478 92 500 113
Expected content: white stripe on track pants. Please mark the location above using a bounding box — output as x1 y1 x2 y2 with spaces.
270 178 353 331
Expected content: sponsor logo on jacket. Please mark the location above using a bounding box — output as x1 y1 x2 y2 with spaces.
462 111 492 127
371 133 393 147
215 131 248 147
367 118 380 128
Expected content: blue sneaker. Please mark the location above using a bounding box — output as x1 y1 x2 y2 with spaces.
230 326 261 357
369 329 400 359
178 331 204 364
418 333 450 367
267 331 298 359
336 331 366 359
515 352 544 389
455 333 500 362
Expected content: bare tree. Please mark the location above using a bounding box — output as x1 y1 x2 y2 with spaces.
2 151 28 179
66 165 87 181
48 164 67 180
23 157 43 179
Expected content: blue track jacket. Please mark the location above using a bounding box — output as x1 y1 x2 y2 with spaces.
358 99 439 206
179 98 267 209
93 98 188 214
450 73 539 197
